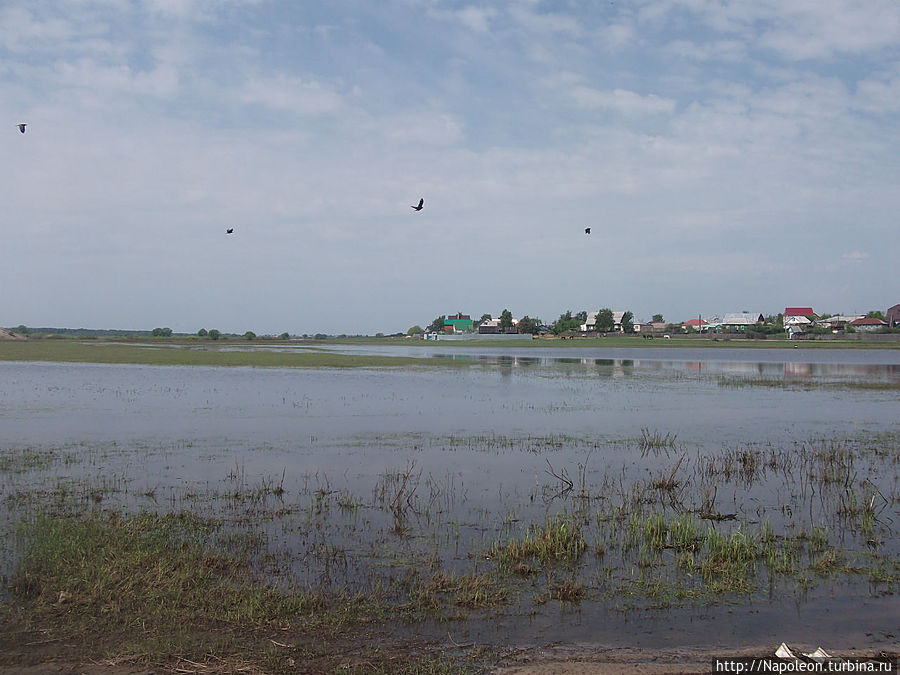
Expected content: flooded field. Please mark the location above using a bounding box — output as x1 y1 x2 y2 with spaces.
1 345 898 657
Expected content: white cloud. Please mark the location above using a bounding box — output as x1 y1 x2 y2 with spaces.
0 7 76 52
570 86 676 115
842 250 869 261
508 4 583 36
663 39 747 62
239 75 345 114
855 74 900 114
55 58 179 97
453 6 497 34
757 0 900 60
370 110 464 145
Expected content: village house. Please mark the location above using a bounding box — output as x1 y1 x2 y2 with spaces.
478 317 520 334
850 317 889 332
887 304 900 328
681 318 710 332
581 311 627 332
783 306 817 337
718 312 765 332
816 315 864 331
443 312 474 333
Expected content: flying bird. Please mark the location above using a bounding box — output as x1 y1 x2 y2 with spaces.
411 198 424 211
17 123 26 134
226 228 234 234
585 227 591 234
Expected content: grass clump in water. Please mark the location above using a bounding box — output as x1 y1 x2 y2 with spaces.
491 511 586 568
638 428 677 451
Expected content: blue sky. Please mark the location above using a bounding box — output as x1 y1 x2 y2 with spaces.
2 0 898 334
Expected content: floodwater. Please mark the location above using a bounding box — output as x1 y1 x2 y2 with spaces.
0 345 898 651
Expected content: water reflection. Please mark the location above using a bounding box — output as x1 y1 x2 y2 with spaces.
429 351 900 383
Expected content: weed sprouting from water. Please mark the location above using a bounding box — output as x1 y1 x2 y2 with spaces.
638 428 677 452
491 511 586 568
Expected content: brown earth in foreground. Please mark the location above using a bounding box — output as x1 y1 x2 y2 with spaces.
0 643 896 674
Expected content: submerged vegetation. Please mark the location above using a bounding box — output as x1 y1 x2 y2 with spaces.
1 427 897 671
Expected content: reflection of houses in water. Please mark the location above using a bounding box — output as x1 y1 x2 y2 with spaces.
427 351 900 384
784 362 813 379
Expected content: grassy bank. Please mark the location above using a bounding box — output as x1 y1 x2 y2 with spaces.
2 335 898 370
1 511 475 673
0 339 446 369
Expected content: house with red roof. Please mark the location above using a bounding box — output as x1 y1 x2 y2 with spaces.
783 307 818 337
850 317 888 332
784 307 818 320
681 318 709 332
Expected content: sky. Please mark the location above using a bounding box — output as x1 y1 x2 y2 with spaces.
2 0 899 335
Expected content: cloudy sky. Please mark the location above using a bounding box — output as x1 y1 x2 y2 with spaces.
2 1 898 335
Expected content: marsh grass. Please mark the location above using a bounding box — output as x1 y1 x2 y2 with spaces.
717 375 900 390
4 510 473 673
0 447 76 473
0 339 446 369
491 511 586 568
2 427 898 669
639 428 677 452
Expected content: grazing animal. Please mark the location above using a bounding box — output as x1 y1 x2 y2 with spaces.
17 123 26 134
226 228 234 234
411 198 424 211
585 227 591 234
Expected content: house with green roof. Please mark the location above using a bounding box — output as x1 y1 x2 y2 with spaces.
444 312 474 333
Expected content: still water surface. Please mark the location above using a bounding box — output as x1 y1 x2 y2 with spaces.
1 346 897 650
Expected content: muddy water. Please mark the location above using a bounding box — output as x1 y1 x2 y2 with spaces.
0 347 897 650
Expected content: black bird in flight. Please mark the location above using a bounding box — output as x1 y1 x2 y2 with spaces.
17 123 26 134
585 227 591 234
411 198 424 211
226 228 234 234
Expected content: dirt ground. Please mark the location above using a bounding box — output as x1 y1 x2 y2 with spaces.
493 645 899 674
2 645 896 675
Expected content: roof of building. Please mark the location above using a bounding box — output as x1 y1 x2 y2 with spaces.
784 307 816 317
585 311 627 326
682 318 708 326
784 315 812 325
850 317 888 326
722 312 764 325
818 315 864 323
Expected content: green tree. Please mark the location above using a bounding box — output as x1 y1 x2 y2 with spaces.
867 310 886 320
197 328 208 337
279 332 290 340
15 324 28 335
407 325 424 335
652 314 663 323
427 316 446 333
594 309 615 332
499 309 514 330
517 316 542 334
208 329 221 340
551 310 581 335
151 327 172 337
243 331 256 340
575 311 587 323
478 313 492 326
621 311 635 333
